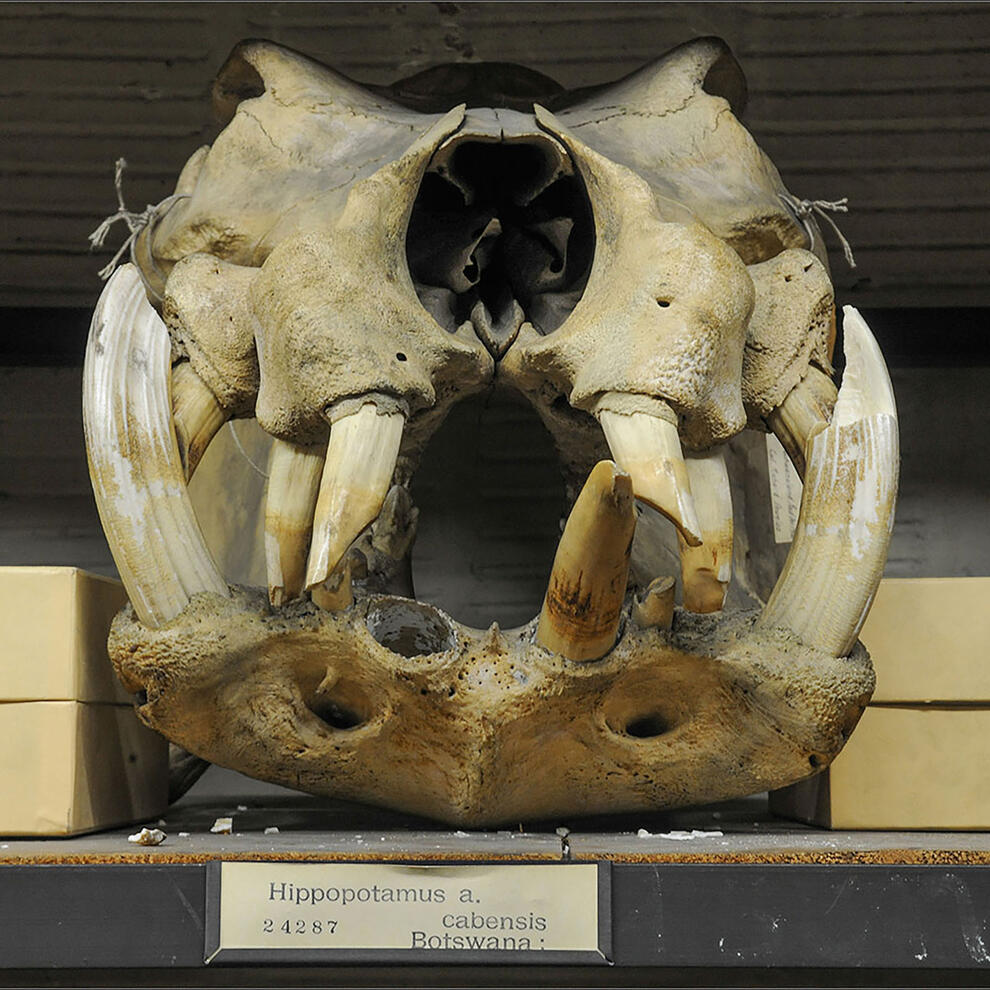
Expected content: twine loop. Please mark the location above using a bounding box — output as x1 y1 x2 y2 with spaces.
88 158 187 281
780 192 857 269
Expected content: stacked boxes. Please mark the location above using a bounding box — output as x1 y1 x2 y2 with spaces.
0 567 167 835
771 577 990 829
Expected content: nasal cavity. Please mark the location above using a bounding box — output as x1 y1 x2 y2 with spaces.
406 139 595 345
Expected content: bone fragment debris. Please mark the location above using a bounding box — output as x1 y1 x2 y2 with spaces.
766 365 838 478
632 575 675 630
305 401 404 595
170 361 227 480
597 404 703 546
128 827 166 846
678 448 733 613
82 264 229 627
758 307 898 656
537 460 636 661
265 438 325 606
210 817 233 834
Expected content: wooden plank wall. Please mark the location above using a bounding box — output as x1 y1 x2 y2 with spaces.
1 1 987 315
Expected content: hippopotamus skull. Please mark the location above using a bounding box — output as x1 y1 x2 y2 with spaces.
83 38 897 825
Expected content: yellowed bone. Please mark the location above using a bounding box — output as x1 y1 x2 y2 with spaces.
632 575 676 630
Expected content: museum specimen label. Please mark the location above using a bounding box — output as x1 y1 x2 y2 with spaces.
205 861 610 963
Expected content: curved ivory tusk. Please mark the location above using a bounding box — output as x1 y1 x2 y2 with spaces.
757 306 898 656
83 264 229 627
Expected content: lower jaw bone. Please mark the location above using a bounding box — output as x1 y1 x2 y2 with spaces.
109 587 873 826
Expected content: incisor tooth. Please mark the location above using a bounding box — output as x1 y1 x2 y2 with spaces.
536 460 636 662
265 438 325 607
678 448 733 613
597 405 703 546
170 361 227 480
305 401 404 596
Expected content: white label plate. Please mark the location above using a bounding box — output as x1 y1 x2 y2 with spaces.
206 861 609 963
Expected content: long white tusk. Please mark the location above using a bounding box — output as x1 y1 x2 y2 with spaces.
757 306 899 656
678 447 733 613
597 404 703 546
536 460 636 661
82 264 229 626
265 438 325 607
171 360 227 480
305 400 404 596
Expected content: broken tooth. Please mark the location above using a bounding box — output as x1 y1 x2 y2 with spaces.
678 448 733 613
170 361 227 480
310 562 353 612
536 460 636 662
305 400 404 594
596 402 703 546
265 438 325 607
766 365 838 478
632 575 675 630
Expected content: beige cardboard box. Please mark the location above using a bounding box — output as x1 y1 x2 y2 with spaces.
0 567 167 835
771 577 990 829
0 566 131 703
0 701 167 835
860 577 990 703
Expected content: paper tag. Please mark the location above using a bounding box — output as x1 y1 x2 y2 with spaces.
206 862 608 963
766 433 803 544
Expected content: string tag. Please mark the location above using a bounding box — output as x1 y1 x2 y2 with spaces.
780 191 857 269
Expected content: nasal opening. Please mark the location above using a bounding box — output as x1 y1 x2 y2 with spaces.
406 135 595 353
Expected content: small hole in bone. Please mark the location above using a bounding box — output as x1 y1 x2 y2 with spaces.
809 753 823 769
310 699 364 731
395 352 407 362
656 298 671 308
784 274 794 282
134 689 148 706
366 598 457 658
307 680 370 732
625 713 669 738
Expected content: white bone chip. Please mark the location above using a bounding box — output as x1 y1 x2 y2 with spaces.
264 826 279 835
210 817 233 834
128 827 166 846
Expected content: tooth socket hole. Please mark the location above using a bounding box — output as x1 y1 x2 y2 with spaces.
366 598 456 658
307 680 370 732
624 713 669 739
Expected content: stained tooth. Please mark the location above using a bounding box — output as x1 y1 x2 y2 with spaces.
265 438 325 607
170 361 227 480
597 404 703 546
632 575 675 630
82 264 228 626
305 401 404 595
678 448 733 613
536 460 636 661
765 365 838 478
